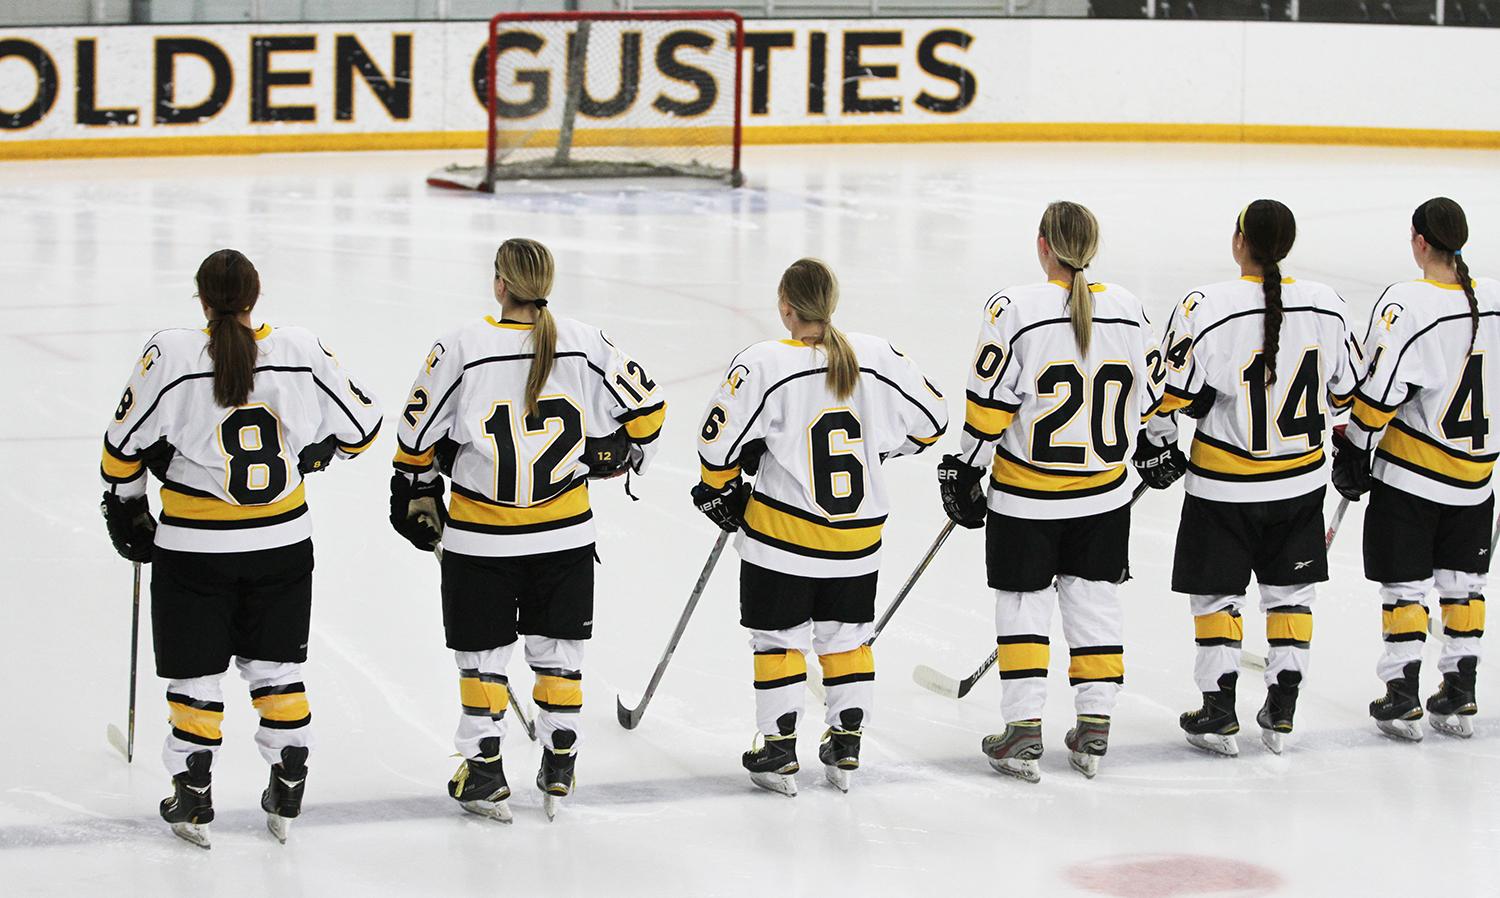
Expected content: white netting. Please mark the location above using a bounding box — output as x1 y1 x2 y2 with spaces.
485 13 741 186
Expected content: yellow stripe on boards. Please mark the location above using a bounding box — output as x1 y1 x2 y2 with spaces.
1442 598 1485 634
1195 611 1244 642
1267 612 1314 644
160 483 305 521
965 400 1015 437
754 650 806 684
534 675 583 709
251 692 310 723
1069 653 1123 682
168 703 223 741
1189 440 1322 477
1383 604 1429 637
818 646 874 680
1378 427 1495 484
990 457 1124 493
743 499 883 553
996 642 1049 673
448 483 589 527
623 405 666 441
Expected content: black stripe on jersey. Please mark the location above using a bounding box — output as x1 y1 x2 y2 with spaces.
1186 458 1325 483
298 367 376 444
700 454 740 473
1192 305 1347 346
741 526 883 561
337 421 381 453
1352 389 1400 415
985 316 1144 403
723 367 943 461
160 504 309 531
445 512 593 537
1192 430 1319 463
1369 310 1500 407
988 471 1129 501
116 370 214 449
161 479 217 499
1375 431 1496 489
615 401 665 424
1388 418 1499 463
751 491 889 530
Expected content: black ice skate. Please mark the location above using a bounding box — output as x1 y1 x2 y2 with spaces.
1181 672 1240 757
537 730 577 821
261 745 308 844
1370 661 1424 742
1064 715 1110 779
160 749 214 849
449 737 512 823
817 709 863 793
1426 657 1478 739
1256 671 1301 755
981 719 1043 783
743 712 799 797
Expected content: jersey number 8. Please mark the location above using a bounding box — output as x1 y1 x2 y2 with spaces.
220 406 289 505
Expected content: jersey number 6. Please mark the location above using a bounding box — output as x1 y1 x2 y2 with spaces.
810 409 865 518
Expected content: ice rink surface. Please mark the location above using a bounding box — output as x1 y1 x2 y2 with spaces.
2 142 1498 897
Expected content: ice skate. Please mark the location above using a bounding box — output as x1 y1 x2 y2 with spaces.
1371 661 1424 742
1181 673 1240 757
261 746 308 844
1426 658 1477 739
160 749 213 849
537 730 577 821
449 737 512 823
1064 715 1110 779
1256 672 1301 755
743 713 798 797
818 710 863 793
981 719 1043 783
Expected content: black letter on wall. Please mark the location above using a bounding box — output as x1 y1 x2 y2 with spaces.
842 31 902 115
155 38 232 125
742 31 792 116
573 30 639 119
76 38 138 126
490 31 549 120
335 34 411 121
0 39 58 130
807 31 825 115
251 35 316 123
915 30 976 114
654 30 717 118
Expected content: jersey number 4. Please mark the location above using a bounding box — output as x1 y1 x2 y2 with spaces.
1241 348 1325 452
220 406 289 505
483 398 585 504
1441 353 1489 451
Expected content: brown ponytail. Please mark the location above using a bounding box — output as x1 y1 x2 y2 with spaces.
495 238 557 418
196 249 261 407
1413 197 1477 349
1237 200 1297 385
779 258 858 400
1039 201 1100 356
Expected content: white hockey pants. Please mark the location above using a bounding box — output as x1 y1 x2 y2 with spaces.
454 636 585 758
1190 582 1315 692
994 576 1123 723
749 620 874 737
1376 570 1486 683
163 658 310 776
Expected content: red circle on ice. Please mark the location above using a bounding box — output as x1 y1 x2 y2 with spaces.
1065 854 1282 897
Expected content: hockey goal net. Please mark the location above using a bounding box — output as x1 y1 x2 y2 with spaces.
430 11 744 191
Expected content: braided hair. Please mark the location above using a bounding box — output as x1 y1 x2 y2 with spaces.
1237 200 1297 385
1413 197 1477 349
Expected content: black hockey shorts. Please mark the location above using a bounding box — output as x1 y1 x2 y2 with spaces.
1171 488 1327 596
739 562 877 632
440 544 595 651
985 503 1131 593
151 540 314 680
1364 480 1492 583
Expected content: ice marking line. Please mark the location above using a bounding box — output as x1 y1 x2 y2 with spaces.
7 789 112 819
309 627 450 752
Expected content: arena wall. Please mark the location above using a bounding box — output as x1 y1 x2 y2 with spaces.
1 18 1498 159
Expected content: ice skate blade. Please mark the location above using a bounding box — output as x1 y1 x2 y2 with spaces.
1185 732 1239 757
1375 718 1424 742
987 757 1041 783
458 798 514 823
749 771 797 796
266 813 291 844
1260 728 1284 755
1429 714 1474 738
542 793 560 822
170 822 211 849
1069 751 1099 779
824 765 850 793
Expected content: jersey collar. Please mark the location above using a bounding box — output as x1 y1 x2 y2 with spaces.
1240 276 1296 284
486 315 534 329
1416 278 1467 290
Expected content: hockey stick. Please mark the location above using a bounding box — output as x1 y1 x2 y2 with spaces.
913 481 1151 700
617 530 730 730
107 562 142 762
431 541 537 742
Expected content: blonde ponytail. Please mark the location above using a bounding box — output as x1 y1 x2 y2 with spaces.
779 258 858 400
1040 201 1100 356
495 238 557 418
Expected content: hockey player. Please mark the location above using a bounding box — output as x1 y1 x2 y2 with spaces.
100 249 383 848
939 201 1164 782
1333 197 1494 741
693 258 947 796
1137 200 1360 757
390 238 664 823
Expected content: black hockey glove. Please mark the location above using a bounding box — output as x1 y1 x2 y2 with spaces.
1182 386 1218 420
1131 436 1187 490
937 454 986 530
390 474 446 552
1331 423 1372 501
739 439 768 476
101 493 156 563
298 435 340 475
584 428 634 479
692 478 751 533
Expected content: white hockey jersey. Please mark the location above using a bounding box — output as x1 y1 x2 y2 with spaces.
394 315 665 557
697 336 947 578
101 324 384 553
1348 278 1500 506
1147 276 1361 503
958 281 1163 520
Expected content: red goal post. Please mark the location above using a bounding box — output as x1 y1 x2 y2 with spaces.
430 10 744 191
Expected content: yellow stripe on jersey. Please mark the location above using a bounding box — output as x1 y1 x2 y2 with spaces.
1068 651 1124 683
1352 396 1399 432
1189 439 1322 477
1441 597 1485 637
991 457 1126 493
1267 610 1314 644
101 448 143 480
965 399 1015 438
1378 426 1495 484
169 702 224 741
1195 611 1244 643
533 675 583 710
251 690 311 723
1158 392 1196 414
459 677 510 715
910 432 941 446
448 481 590 527
623 404 666 441
160 483 306 521
700 463 741 490
996 641 1049 676
754 649 807 685
818 646 874 681
394 444 435 468
743 498 883 554
1383 603 1428 638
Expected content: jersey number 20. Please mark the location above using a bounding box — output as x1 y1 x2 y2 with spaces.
1031 362 1135 465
